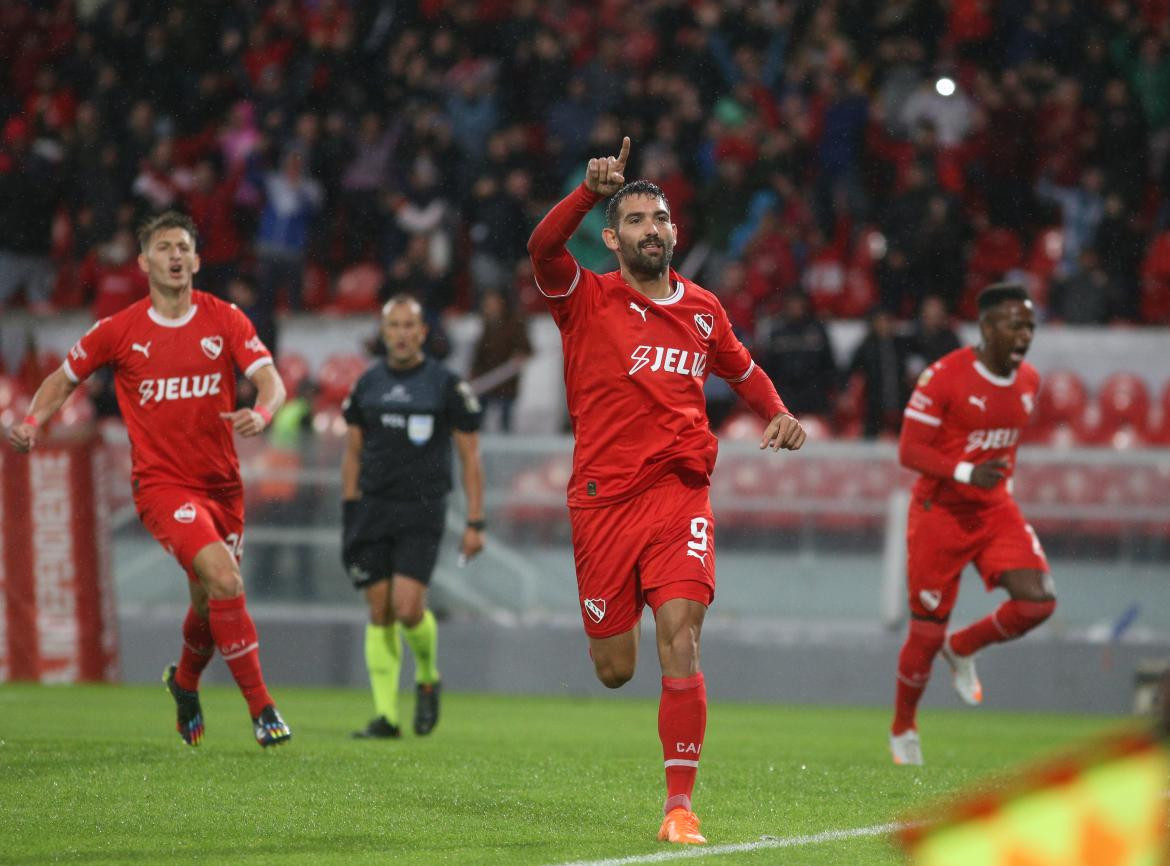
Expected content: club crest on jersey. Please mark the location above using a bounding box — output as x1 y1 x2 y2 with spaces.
407 414 434 445
919 589 942 611
693 313 713 339
628 345 707 378
200 336 224 359
583 598 606 624
173 502 197 524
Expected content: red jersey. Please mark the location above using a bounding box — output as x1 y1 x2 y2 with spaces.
62 290 273 493
900 346 1040 508
530 184 785 508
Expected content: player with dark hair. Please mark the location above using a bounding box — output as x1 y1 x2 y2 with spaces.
341 294 484 739
528 137 806 844
7 210 292 748
890 283 1055 765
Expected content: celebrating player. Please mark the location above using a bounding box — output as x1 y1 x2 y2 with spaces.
890 283 1056 766
527 137 805 844
341 294 485 740
6 211 292 748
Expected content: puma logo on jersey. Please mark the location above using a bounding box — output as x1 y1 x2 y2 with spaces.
629 301 648 322
138 373 223 405
1021 393 1035 414
965 428 1020 452
686 549 709 567
628 345 708 378
244 335 265 354
583 598 606 624
131 341 151 358
968 395 987 411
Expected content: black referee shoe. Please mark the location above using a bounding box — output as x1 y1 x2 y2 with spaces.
352 716 402 739
414 681 441 736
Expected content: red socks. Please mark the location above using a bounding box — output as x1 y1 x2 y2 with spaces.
175 606 214 692
892 618 946 735
949 598 1055 657
659 672 707 814
207 594 273 717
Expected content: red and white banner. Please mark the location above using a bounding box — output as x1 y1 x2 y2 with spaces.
1 440 119 682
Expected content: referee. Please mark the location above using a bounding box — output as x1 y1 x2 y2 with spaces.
341 294 485 739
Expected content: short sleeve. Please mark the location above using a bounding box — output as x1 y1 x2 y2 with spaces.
447 376 483 433
341 377 364 427
227 305 273 378
903 361 950 429
62 317 117 383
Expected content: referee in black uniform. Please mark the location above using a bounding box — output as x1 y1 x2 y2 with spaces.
342 293 485 739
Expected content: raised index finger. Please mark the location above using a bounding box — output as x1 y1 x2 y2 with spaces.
615 136 630 169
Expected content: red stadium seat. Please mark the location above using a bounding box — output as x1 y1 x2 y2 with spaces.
720 412 766 441
276 351 311 397
1140 232 1170 324
0 374 21 409
1033 369 1087 433
1143 380 1170 444
331 263 383 313
314 352 369 408
1087 373 1151 446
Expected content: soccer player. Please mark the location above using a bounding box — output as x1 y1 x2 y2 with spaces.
341 295 485 739
6 211 292 749
527 137 806 844
890 283 1056 766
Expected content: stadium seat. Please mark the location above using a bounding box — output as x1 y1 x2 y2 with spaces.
276 351 311 397
301 263 331 311
1139 232 1170 324
314 352 369 408
55 391 96 435
720 412 766 441
331 263 384 313
1083 372 1151 447
0 374 20 409
1143 380 1170 444
1032 369 1087 437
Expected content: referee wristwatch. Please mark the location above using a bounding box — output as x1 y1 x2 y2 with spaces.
466 519 486 531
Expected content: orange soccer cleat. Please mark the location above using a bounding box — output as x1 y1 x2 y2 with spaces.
657 807 707 844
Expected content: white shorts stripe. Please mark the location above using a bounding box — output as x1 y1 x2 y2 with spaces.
221 641 258 661
903 408 941 427
663 759 699 769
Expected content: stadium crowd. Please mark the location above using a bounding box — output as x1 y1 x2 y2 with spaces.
2 0 1170 439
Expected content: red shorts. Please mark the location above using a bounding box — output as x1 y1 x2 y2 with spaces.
569 471 715 639
906 495 1049 619
135 485 245 581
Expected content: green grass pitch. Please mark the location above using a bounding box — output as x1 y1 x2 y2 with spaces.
0 683 1125 865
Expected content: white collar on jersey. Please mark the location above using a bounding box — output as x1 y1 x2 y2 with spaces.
148 304 199 328
973 357 1017 386
651 280 685 305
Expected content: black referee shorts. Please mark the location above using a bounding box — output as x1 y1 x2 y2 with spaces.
342 497 445 589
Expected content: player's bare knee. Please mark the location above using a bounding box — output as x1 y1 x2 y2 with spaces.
595 660 634 689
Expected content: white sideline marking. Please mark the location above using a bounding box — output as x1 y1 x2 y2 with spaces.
552 821 907 866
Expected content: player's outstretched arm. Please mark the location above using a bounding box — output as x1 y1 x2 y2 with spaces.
583 136 630 196
760 412 806 452
6 367 77 453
